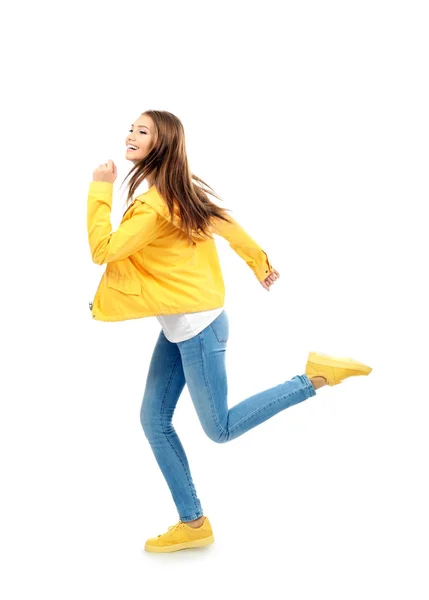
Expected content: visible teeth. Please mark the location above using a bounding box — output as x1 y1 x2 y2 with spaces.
127 145 138 150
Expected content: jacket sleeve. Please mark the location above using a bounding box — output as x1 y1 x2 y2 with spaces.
87 181 160 265
210 213 274 282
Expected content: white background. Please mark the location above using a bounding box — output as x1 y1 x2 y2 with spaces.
1 0 428 598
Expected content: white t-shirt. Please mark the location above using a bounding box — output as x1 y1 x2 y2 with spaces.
156 307 224 343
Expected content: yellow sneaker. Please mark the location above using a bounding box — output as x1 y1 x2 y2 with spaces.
305 351 373 387
144 517 215 553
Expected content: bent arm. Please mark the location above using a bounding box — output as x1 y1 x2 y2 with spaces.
87 181 160 265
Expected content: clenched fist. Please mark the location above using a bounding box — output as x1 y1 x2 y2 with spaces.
93 159 117 184
260 268 280 291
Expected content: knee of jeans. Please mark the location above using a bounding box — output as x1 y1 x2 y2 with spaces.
140 409 155 437
141 412 173 440
140 418 152 438
205 427 228 444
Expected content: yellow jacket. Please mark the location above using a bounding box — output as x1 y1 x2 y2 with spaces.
87 181 274 322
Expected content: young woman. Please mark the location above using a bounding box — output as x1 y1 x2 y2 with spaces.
87 110 373 553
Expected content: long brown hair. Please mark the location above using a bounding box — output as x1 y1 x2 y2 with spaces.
119 110 234 245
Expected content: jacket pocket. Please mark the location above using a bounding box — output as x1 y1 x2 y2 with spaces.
106 272 141 295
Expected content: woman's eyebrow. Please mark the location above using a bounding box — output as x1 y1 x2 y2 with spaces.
131 124 151 131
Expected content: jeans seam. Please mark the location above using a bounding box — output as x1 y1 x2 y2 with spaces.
228 389 299 435
181 512 204 522
160 353 201 516
199 330 228 441
209 310 227 343
301 373 317 395
209 322 226 343
228 377 312 436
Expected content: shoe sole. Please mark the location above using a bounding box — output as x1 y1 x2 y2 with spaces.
144 534 215 553
307 352 372 374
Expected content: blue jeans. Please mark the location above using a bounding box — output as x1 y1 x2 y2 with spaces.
140 309 317 522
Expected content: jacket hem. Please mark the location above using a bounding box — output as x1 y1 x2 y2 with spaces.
90 303 226 322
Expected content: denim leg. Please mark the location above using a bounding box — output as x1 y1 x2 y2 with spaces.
177 310 317 443
140 328 204 522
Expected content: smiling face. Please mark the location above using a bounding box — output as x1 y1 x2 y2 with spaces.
125 114 156 162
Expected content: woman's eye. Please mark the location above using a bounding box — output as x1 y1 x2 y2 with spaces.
128 129 146 134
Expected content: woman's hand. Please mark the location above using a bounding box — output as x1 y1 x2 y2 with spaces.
93 159 117 184
260 268 280 291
